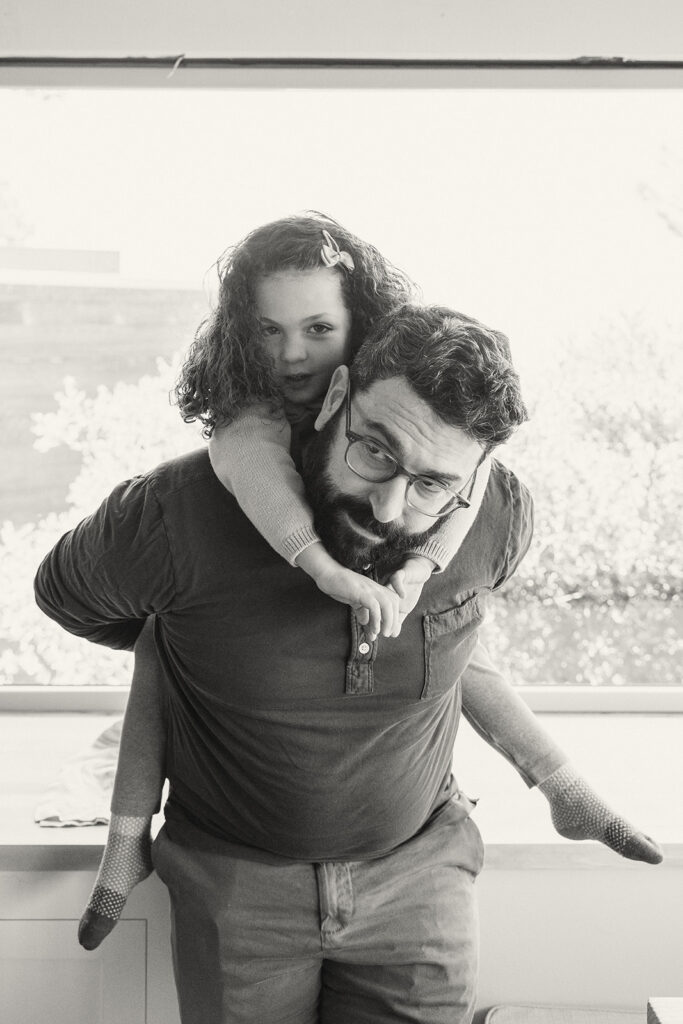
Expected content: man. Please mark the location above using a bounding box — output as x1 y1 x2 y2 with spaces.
34 305 534 1023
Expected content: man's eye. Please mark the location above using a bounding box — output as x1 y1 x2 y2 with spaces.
414 478 446 497
362 442 393 464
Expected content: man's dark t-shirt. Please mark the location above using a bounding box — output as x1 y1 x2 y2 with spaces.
35 448 532 863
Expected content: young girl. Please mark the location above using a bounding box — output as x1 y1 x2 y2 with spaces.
78 213 662 950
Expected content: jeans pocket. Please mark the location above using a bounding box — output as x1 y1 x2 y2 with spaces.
421 593 484 699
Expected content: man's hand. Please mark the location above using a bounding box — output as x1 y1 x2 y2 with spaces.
388 555 436 627
297 543 400 641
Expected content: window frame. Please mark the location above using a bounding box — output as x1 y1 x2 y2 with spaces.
2 58 682 713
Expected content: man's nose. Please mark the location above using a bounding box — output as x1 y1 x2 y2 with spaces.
279 332 307 363
369 476 407 524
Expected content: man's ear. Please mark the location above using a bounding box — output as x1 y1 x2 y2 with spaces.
314 365 349 431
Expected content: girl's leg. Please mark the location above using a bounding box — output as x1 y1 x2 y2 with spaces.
538 764 663 862
79 617 167 949
463 642 662 864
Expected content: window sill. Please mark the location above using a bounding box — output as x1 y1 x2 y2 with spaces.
1 683 681 714
0 686 130 713
519 685 683 714
455 710 682 869
1 711 681 872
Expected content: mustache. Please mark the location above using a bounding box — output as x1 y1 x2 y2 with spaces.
333 496 412 543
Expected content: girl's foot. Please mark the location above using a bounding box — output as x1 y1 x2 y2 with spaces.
78 814 154 950
539 764 663 864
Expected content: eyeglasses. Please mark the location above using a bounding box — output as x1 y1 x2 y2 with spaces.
344 385 480 518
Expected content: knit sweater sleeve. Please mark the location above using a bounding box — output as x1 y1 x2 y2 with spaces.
208 404 321 565
407 455 492 572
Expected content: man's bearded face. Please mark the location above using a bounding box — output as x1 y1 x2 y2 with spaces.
301 409 441 570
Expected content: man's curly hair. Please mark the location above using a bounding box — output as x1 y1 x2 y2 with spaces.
174 213 417 437
350 304 528 453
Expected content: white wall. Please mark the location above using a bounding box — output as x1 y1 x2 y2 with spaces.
1 0 682 60
476 865 683 1016
4 862 677 1022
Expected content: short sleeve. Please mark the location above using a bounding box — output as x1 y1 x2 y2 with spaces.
493 471 534 591
34 474 177 651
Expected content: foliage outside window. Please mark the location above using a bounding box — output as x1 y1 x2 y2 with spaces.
0 86 681 688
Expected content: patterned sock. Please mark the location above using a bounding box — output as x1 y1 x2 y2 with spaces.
78 814 154 950
539 764 663 864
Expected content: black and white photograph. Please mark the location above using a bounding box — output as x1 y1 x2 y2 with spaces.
0 2 681 1022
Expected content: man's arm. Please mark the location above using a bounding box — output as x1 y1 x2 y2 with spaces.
34 474 176 651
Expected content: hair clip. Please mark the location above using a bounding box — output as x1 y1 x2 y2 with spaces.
320 229 355 272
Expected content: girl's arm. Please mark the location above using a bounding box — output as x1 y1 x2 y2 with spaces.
388 456 492 619
408 455 492 574
209 405 400 640
209 404 319 564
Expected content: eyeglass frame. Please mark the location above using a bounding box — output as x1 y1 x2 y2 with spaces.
343 383 482 518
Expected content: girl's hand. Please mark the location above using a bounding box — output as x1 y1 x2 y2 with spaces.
297 543 400 641
316 564 401 641
388 555 436 625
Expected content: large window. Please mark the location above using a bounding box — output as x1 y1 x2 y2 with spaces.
1 82 681 695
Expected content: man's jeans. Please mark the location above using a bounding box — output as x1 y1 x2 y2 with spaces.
152 799 484 1024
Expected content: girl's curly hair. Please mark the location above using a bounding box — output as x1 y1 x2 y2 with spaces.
174 212 417 436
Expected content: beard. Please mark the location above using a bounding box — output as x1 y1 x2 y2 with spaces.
301 414 442 571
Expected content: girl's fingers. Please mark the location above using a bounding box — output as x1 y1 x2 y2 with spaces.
361 598 381 641
378 589 401 634
356 583 403 643
379 589 401 639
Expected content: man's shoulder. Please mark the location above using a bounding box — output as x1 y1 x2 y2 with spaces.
91 449 221 540
141 447 253 546
144 447 215 501
481 457 534 552
436 457 534 596
486 457 533 517
108 448 238 529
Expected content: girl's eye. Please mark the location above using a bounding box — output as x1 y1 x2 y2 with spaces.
309 323 332 335
260 324 280 337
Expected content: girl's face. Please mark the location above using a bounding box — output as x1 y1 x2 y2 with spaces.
255 268 353 406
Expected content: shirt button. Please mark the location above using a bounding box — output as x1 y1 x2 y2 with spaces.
358 642 371 655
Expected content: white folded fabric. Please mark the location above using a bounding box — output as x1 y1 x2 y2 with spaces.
34 718 122 827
